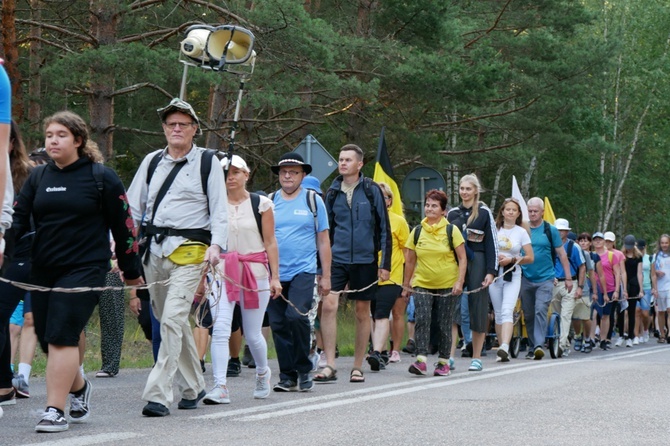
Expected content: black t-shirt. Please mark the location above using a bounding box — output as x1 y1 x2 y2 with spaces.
624 256 642 296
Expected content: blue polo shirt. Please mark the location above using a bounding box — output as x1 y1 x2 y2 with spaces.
521 223 562 283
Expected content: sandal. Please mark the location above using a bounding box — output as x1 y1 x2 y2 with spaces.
313 365 337 382
468 359 483 372
349 367 365 383
95 370 116 378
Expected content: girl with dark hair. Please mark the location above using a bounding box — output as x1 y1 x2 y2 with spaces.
12 111 142 433
402 189 467 377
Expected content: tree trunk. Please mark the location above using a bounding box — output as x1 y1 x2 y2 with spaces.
88 0 118 161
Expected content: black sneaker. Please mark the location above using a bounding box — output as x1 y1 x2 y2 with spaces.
380 350 390 366
367 351 383 371
402 339 416 355
298 373 313 392
227 358 242 377
142 401 170 417
35 408 68 432
273 379 298 392
0 388 16 406
242 345 252 366
69 379 91 423
177 389 206 410
525 350 535 360
600 340 607 350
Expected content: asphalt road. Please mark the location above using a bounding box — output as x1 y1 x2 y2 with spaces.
2 341 670 446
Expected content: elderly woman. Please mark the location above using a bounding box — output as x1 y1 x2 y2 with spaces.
402 189 467 377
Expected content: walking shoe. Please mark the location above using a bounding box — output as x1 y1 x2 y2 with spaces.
562 347 570 358
203 385 231 404
273 379 298 392
0 388 16 406
177 389 206 409
389 350 401 363
227 358 242 377
367 351 383 372
626 338 633 348
318 350 327 369
248 356 257 368
643 332 650 343
402 339 416 355
606 340 612 349
298 373 314 392
69 379 91 423
381 350 390 366
582 341 592 353
525 350 535 360
142 401 170 416
433 362 451 376
242 345 252 366
12 373 30 398
633 337 640 345
497 347 510 363
253 370 272 399
573 336 583 352
533 347 544 360
408 360 427 376
448 357 455 371
614 337 624 347
35 408 69 432
468 359 483 372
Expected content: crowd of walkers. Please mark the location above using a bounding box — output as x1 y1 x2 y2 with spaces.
0 91 668 433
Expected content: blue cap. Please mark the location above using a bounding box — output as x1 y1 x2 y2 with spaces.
301 175 321 194
592 232 605 239
567 231 577 241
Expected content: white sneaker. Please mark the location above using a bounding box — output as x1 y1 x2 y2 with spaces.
643 332 650 343
626 338 633 348
318 351 327 369
614 337 624 347
633 337 640 345
203 385 230 404
253 369 271 399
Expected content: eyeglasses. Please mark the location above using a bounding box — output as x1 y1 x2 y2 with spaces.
279 170 303 177
164 121 195 129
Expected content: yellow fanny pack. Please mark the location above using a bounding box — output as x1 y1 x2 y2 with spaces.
168 241 208 265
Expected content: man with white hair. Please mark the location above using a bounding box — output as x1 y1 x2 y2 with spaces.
520 198 572 360
549 218 585 357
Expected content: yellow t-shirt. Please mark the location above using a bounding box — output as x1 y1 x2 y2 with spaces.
406 217 464 289
379 211 410 286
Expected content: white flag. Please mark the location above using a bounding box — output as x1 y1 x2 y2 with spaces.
512 175 529 222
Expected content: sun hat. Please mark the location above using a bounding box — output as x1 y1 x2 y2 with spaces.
157 98 202 135
271 152 312 175
554 218 570 231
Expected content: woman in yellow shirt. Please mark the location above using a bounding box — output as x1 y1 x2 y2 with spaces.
402 190 467 376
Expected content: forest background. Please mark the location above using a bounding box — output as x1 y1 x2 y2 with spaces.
2 0 669 245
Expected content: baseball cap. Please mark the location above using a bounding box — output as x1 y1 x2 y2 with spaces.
637 239 647 249
220 154 249 172
554 218 570 231
592 232 605 240
157 98 202 135
604 231 616 242
623 234 636 249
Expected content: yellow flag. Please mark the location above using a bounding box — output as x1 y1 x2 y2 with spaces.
373 127 404 216
543 197 556 224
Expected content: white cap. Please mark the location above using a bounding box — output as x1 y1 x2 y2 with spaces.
220 154 249 172
604 231 616 242
554 218 570 231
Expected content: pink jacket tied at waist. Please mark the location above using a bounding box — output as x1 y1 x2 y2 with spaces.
221 251 269 309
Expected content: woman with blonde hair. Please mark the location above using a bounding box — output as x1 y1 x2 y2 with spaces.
447 174 498 371
367 182 409 369
12 111 142 432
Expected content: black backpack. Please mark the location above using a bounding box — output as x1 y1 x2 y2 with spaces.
146 148 222 197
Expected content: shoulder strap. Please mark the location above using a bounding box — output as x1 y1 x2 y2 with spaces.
200 149 222 196
607 250 613 264
306 189 318 231
566 239 577 273
146 152 163 186
150 160 187 226
249 192 263 241
543 221 556 264
413 225 422 246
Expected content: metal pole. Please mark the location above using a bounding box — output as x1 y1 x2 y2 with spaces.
179 64 189 100
305 134 312 164
227 78 246 156
420 177 426 219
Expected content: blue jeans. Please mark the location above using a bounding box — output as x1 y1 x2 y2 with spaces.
520 277 554 349
460 293 472 344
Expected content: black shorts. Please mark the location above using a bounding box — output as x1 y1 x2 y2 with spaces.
194 300 213 334
30 264 107 352
331 261 378 301
372 284 402 319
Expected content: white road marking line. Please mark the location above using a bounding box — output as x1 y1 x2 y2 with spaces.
22 432 142 446
192 346 668 422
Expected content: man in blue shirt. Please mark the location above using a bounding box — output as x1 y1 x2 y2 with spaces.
268 152 331 392
520 198 572 360
549 218 585 357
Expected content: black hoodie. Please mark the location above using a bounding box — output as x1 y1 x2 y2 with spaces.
13 157 140 280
